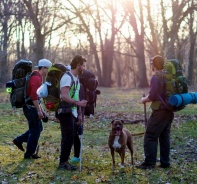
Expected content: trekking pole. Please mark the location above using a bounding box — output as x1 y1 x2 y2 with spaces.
78 125 83 172
143 94 147 129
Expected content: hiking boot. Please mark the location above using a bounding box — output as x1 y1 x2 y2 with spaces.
58 161 77 171
136 162 155 170
24 154 41 159
13 139 25 152
70 157 80 164
159 164 170 168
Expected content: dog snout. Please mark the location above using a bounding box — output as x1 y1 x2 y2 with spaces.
115 124 121 130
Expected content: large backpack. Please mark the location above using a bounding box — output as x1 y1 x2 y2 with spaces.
159 59 188 111
43 63 75 112
6 60 33 108
79 70 100 116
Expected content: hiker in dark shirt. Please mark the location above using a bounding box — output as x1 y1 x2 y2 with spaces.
136 55 174 169
13 59 52 159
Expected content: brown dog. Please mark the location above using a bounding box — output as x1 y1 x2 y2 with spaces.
108 120 133 170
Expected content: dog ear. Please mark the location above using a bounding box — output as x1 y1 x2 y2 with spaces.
121 120 124 124
111 120 115 124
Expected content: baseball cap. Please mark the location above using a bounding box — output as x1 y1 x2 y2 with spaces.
34 59 52 69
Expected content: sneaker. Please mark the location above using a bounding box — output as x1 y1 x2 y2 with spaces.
13 139 25 152
159 164 170 168
70 157 80 164
24 154 41 159
136 162 155 170
58 161 77 171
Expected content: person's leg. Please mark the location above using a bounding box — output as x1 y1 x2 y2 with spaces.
143 111 159 165
73 123 80 158
159 111 174 167
13 130 30 152
70 122 81 163
23 106 43 158
59 113 75 163
58 113 77 170
137 110 171 169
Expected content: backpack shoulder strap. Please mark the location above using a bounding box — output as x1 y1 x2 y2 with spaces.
66 71 75 87
24 71 40 103
65 71 78 98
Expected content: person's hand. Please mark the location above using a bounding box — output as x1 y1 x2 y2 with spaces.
141 97 146 104
37 110 44 119
42 110 48 117
55 117 60 123
77 113 83 125
76 100 88 107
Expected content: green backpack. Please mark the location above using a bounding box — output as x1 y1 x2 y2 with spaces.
163 59 188 96
43 63 75 112
159 59 188 111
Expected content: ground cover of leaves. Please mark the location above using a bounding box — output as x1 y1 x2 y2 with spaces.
0 87 197 184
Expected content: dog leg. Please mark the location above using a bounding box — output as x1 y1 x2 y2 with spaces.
120 152 125 168
111 149 115 171
128 147 134 165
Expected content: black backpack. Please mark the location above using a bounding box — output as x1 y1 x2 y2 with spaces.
6 60 34 108
79 70 100 116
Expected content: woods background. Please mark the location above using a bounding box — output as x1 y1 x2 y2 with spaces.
0 0 196 88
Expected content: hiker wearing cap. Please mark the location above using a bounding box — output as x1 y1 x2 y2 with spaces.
13 59 52 159
136 55 174 169
57 55 87 171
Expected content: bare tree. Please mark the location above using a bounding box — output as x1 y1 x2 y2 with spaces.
122 0 148 87
0 0 17 84
187 0 196 85
22 0 73 65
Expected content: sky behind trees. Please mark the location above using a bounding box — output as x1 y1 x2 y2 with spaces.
0 0 196 87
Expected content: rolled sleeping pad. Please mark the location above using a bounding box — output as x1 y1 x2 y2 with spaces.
168 92 197 107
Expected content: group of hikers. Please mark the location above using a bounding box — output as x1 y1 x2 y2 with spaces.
12 55 174 171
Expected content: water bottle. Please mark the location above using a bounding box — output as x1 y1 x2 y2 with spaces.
78 125 83 135
6 81 14 94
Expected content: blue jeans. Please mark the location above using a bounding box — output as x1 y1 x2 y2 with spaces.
15 106 43 157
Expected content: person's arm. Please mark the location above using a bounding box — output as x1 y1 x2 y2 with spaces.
61 86 87 107
141 75 161 104
77 106 83 125
141 96 151 104
33 100 44 119
28 73 44 119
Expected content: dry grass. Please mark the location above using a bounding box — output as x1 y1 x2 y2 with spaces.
0 87 197 184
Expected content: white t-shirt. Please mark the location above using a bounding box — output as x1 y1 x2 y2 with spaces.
60 72 80 118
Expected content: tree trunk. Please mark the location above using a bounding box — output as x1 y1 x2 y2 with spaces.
35 29 44 62
187 9 196 85
0 21 9 84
